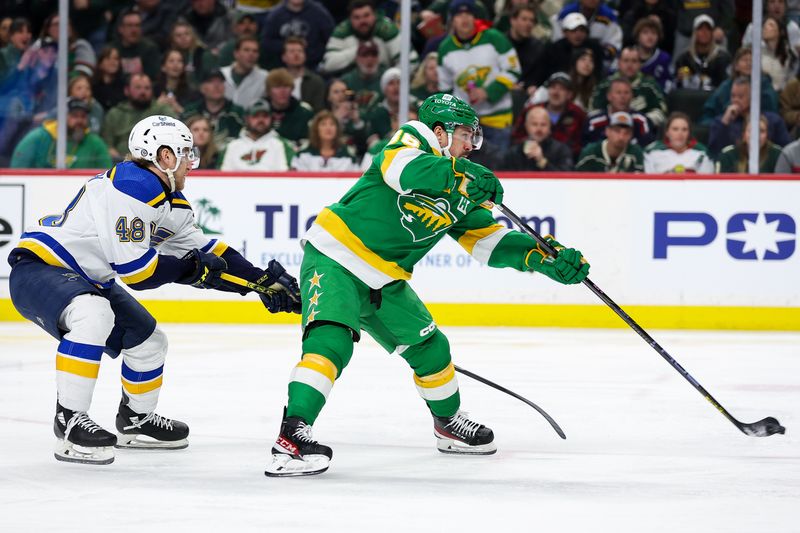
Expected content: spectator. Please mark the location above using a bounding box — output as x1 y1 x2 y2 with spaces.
327 77 368 153
569 47 596 110
673 0 734 60
410 51 439 102
219 99 295 170
321 0 413 76
117 1 179 51
170 20 218 88
281 36 326 113
591 46 667 128
620 0 676 55
708 76 792 158
265 67 315 148
780 71 800 136
502 106 573 170
535 12 606 86
264 0 335 70
10 98 112 169
742 0 800 54
0 17 11 48
182 69 245 149
644 112 713 173
632 18 672 93
716 114 781 174
101 73 172 161
775 137 800 172
154 49 201 116
576 111 644 172
221 36 268 110
186 114 220 169
91 46 125 111
438 0 520 148
584 77 654 146
292 109 359 170
67 74 104 134
341 40 384 110
550 0 622 67
217 12 261 69
364 67 406 145
505 3 544 90
494 0 553 41
37 13 95 77
0 17 32 80
673 15 731 92
760 16 800 92
184 0 232 54
701 47 780 125
112 10 160 81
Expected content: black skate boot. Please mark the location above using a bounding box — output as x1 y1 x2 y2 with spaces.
433 410 497 455
115 397 189 450
54 401 117 465
265 410 332 477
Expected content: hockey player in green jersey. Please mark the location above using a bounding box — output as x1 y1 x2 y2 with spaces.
265 93 590 477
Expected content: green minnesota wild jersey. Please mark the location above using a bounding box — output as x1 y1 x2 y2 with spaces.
303 120 536 289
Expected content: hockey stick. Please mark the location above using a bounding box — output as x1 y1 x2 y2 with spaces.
219 272 277 295
494 202 786 438
454 365 566 439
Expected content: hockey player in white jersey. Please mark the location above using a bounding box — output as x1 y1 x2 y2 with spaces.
7 115 301 465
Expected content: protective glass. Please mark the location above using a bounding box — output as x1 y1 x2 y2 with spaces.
177 145 201 169
451 126 484 150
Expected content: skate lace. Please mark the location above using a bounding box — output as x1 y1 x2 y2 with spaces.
292 421 317 444
136 412 174 431
446 411 481 438
66 412 103 436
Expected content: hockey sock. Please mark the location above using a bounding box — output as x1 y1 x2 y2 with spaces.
400 331 460 418
287 324 353 424
120 328 168 414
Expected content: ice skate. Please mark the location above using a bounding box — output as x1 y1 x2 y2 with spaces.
265 412 332 477
115 399 189 450
433 410 497 455
54 402 116 465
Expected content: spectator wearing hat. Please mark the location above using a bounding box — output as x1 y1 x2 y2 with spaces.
100 73 173 161
221 36 269 110
438 0 521 148
532 72 587 159
112 10 161 81
182 69 246 150
219 98 295 171
534 12 606 86
364 67 408 145
341 40 385 110
502 106 573 171
673 14 731 92
265 67 315 149
644 112 713 174
632 17 672 93
550 0 622 67
584 77 654 146
217 12 261 70
505 3 545 91
673 0 733 61
321 0 415 77
576 111 644 172
282 36 326 113
0 17 32 80
591 46 667 128
10 97 112 169
184 0 232 54
264 0 335 71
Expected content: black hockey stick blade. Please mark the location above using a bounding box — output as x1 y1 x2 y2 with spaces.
738 417 786 437
454 365 566 439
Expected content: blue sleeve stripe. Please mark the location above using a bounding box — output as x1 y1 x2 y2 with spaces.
121 361 164 382
57 339 104 362
21 231 114 289
111 248 158 275
200 239 218 253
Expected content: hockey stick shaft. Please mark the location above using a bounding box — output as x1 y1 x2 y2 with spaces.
495 202 785 437
454 365 566 439
219 272 276 295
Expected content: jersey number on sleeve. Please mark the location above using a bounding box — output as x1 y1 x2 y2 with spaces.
389 130 422 149
115 217 145 242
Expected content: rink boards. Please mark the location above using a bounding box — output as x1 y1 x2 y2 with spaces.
1 170 798 330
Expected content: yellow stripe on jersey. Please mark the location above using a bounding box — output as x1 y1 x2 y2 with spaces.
122 376 163 394
109 166 118 181
479 112 513 129
56 355 100 379
380 146 404 176
315 208 411 281
414 362 455 389
494 76 515 89
120 255 159 285
457 224 506 255
171 198 190 206
297 353 338 383
17 240 66 268
210 241 228 256
147 192 167 207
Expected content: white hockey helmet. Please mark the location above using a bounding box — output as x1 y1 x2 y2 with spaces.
128 115 199 189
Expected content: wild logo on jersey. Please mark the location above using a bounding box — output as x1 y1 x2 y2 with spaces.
455 66 491 90
398 193 456 242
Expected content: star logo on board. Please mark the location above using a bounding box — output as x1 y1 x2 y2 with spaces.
727 212 795 260
309 291 322 306
306 308 319 323
309 271 324 289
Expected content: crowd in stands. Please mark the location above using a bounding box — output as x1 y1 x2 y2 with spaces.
3 0 800 174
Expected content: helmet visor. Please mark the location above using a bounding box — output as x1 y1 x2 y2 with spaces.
451 126 483 150
176 145 201 169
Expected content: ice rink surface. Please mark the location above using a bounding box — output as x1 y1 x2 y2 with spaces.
0 322 798 532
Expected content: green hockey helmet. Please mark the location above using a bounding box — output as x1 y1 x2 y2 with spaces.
418 93 483 152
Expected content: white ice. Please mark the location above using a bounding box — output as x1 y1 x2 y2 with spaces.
0 322 798 532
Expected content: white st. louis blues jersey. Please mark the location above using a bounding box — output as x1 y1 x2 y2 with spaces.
16 161 226 289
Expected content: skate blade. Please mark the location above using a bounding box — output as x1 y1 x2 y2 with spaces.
54 440 114 465
264 453 330 477
436 437 497 455
115 433 189 450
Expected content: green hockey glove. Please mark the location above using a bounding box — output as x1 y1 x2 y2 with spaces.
455 159 504 205
525 236 590 285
